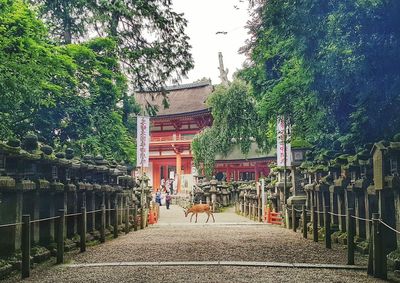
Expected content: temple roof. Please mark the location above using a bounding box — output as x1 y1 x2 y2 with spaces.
134 81 214 118
215 143 276 162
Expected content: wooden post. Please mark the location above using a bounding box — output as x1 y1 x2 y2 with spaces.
21 215 30 279
292 206 296 232
140 206 145 230
57 209 65 264
313 206 318 242
302 205 307 239
114 203 119 238
347 208 355 265
80 206 86 253
372 213 386 279
367 228 374 275
324 206 331 249
125 205 129 234
285 205 291 229
100 204 106 243
133 205 138 231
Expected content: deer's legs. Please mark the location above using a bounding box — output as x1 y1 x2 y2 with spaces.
211 212 215 223
195 213 198 223
206 212 210 223
190 213 194 222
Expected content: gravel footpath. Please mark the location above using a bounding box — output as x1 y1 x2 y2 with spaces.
16 266 384 283
6 205 383 282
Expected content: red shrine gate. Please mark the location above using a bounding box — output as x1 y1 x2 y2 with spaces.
135 81 273 192
135 81 213 192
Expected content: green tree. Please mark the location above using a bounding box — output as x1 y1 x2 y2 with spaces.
0 0 75 139
31 0 89 44
192 80 263 177
31 0 194 91
241 0 400 153
35 38 136 163
0 0 136 163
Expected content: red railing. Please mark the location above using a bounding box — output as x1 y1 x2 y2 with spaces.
150 135 193 142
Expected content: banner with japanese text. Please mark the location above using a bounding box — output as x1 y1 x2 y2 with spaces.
136 116 150 167
276 116 291 167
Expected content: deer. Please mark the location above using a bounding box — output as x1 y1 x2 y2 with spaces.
184 203 215 223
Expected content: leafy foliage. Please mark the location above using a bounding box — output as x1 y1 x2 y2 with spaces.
30 0 89 44
1 0 193 165
0 0 75 139
192 80 263 177
31 0 194 91
241 0 400 153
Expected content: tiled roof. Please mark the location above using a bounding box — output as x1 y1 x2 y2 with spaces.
215 144 276 161
134 80 214 117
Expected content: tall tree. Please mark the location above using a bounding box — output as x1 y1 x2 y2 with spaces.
192 80 263 177
31 0 89 44
31 0 194 90
35 38 136 163
0 0 75 139
241 0 400 152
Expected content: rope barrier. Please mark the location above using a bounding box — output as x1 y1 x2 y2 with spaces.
351 215 372 222
65 212 82 217
328 212 346 217
86 209 102 215
379 219 400 234
30 216 60 223
0 222 23 228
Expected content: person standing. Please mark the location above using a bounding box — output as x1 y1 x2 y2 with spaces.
173 177 177 194
155 189 162 206
161 178 165 192
165 192 171 209
169 178 174 195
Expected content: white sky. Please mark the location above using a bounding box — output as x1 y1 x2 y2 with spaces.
172 0 251 85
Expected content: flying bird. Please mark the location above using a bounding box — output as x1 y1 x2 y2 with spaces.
234 5 239 9
216 31 228 35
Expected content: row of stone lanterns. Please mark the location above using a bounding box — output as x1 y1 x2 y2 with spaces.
0 134 151 260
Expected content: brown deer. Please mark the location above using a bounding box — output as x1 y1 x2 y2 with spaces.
184 204 215 223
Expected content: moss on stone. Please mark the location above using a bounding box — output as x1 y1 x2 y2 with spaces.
291 139 313 149
387 249 400 271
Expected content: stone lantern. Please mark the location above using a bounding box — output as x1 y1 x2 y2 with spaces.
288 142 311 211
328 162 341 229
209 177 218 212
351 149 373 239
266 172 278 212
0 141 20 256
312 164 329 227
220 181 229 206
371 140 400 251
238 182 245 215
275 167 292 212
202 180 211 205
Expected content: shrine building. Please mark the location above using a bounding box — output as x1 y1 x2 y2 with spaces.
135 80 274 192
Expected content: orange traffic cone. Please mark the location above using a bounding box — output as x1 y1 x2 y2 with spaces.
266 207 272 224
148 209 155 224
153 211 158 223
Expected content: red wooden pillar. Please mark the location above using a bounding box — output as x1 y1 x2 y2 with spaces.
153 162 160 191
176 152 182 193
227 165 232 182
